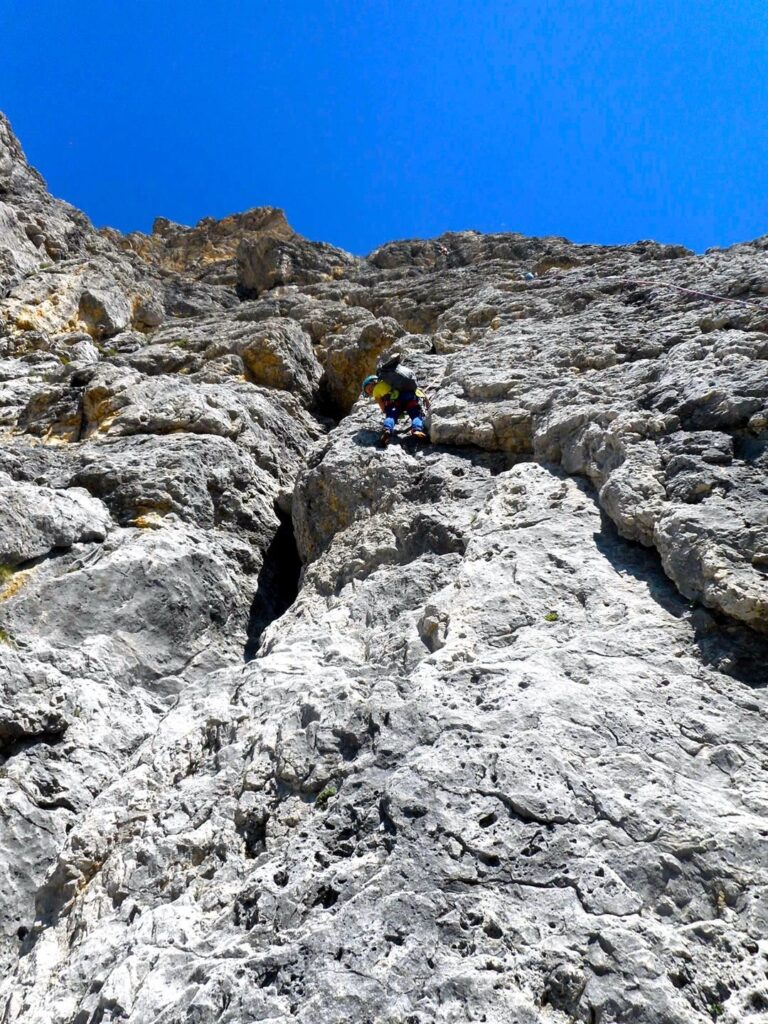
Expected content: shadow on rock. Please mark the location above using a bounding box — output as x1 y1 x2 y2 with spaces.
593 511 690 619
352 428 382 448
352 427 526 476
594 509 768 688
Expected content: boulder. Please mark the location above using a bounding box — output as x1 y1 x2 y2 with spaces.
237 233 359 293
0 473 111 567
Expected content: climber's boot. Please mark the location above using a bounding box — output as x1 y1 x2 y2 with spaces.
378 429 392 448
409 414 428 442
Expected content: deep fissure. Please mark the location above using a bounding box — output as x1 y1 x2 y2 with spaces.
243 507 302 661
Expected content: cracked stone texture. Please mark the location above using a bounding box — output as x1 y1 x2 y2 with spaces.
0 110 767 1024
106 206 295 286
0 114 92 287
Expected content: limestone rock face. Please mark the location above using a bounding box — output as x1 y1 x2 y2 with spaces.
1 111 768 1024
107 206 294 285
237 232 361 294
0 114 92 287
0 472 111 564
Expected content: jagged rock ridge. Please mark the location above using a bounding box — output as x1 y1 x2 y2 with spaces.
1 111 767 1024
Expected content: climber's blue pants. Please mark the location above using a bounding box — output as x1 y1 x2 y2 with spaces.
384 391 424 434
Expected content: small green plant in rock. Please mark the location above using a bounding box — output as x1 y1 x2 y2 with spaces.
0 627 15 647
315 783 338 808
708 1003 724 1020
544 611 559 622
0 566 14 584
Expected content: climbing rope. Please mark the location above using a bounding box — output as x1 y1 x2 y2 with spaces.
622 278 768 311
522 271 768 314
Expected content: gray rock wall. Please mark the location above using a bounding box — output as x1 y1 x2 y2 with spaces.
0 112 767 1024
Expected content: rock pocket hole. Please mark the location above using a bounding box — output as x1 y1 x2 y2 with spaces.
313 885 339 909
244 507 302 661
313 375 347 424
0 722 69 768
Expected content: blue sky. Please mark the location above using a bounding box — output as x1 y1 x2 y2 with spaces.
2 1 766 254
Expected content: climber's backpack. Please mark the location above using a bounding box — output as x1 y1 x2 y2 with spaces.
376 353 418 392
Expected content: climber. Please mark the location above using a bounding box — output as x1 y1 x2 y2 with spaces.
361 354 428 448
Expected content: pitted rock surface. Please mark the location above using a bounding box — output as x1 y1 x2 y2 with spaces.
0 111 767 1024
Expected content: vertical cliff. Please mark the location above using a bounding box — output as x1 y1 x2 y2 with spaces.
1 112 767 1024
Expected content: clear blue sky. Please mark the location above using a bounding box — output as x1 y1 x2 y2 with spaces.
2 1 766 254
